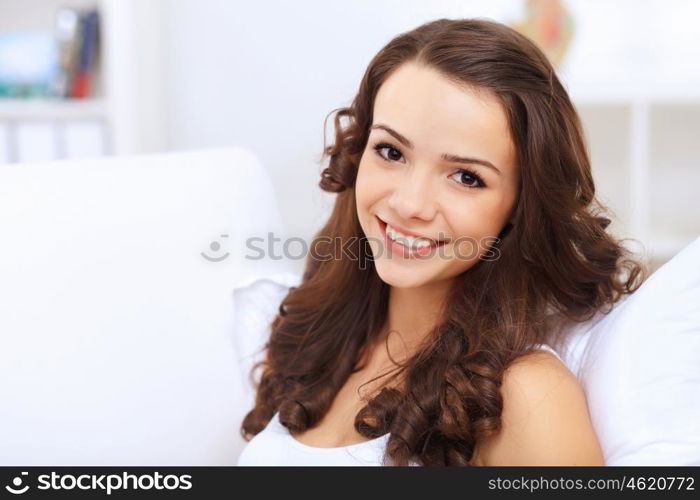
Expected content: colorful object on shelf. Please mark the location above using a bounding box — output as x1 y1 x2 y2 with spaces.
0 32 57 98
510 0 574 70
51 8 81 98
53 8 101 99
0 7 100 100
70 9 100 98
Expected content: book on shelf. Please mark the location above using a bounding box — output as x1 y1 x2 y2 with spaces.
69 9 100 98
53 7 101 99
50 9 81 99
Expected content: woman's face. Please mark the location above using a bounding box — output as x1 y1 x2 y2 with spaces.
355 62 520 289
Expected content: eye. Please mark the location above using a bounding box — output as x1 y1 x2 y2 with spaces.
373 141 487 189
449 169 486 189
373 142 405 163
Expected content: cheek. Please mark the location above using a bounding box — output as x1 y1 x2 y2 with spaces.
354 163 368 210
355 159 382 209
444 198 509 247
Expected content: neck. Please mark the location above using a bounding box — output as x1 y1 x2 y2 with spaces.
378 278 453 360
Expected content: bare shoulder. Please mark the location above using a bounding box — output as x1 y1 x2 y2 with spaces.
471 350 605 466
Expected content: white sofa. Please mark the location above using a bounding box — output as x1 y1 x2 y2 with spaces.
1 148 698 465
0 148 298 465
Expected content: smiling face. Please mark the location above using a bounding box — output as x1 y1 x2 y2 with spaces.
355 61 520 289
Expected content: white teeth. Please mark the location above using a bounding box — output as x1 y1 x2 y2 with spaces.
385 224 436 248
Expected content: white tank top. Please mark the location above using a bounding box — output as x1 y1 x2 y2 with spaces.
236 343 563 466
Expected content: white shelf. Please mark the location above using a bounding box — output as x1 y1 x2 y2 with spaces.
0 0 168 159
566 82 700 106
571 90 700 269
0 98 109 120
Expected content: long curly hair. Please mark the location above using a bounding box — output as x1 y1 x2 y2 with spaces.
240 18 648 466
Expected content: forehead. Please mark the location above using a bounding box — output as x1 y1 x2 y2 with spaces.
372 62 517 174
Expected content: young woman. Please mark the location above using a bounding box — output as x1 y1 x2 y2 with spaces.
236 18 647 466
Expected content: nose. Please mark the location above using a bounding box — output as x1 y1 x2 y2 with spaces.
386 165 438 221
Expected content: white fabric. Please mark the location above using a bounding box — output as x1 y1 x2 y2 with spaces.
237 411 394 466
233 272 303 414
0 147 297 465
236 343 561 466
557 235 700 465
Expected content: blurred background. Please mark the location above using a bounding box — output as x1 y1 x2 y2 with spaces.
1 0 699 275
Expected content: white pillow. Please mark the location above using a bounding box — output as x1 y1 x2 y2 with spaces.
232 236 700 465
233 272 303 415
557 235 700 465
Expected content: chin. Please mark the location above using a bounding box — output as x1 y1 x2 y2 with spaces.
373 260 434 288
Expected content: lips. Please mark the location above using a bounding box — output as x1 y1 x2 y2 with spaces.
375 215 448 258
375 216 448 244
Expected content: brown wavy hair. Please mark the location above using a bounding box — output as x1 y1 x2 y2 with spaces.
240 18 648 466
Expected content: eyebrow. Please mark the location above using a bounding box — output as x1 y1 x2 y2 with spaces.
370 123 502 176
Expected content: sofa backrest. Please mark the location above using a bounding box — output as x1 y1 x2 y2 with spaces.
0 147 296 465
